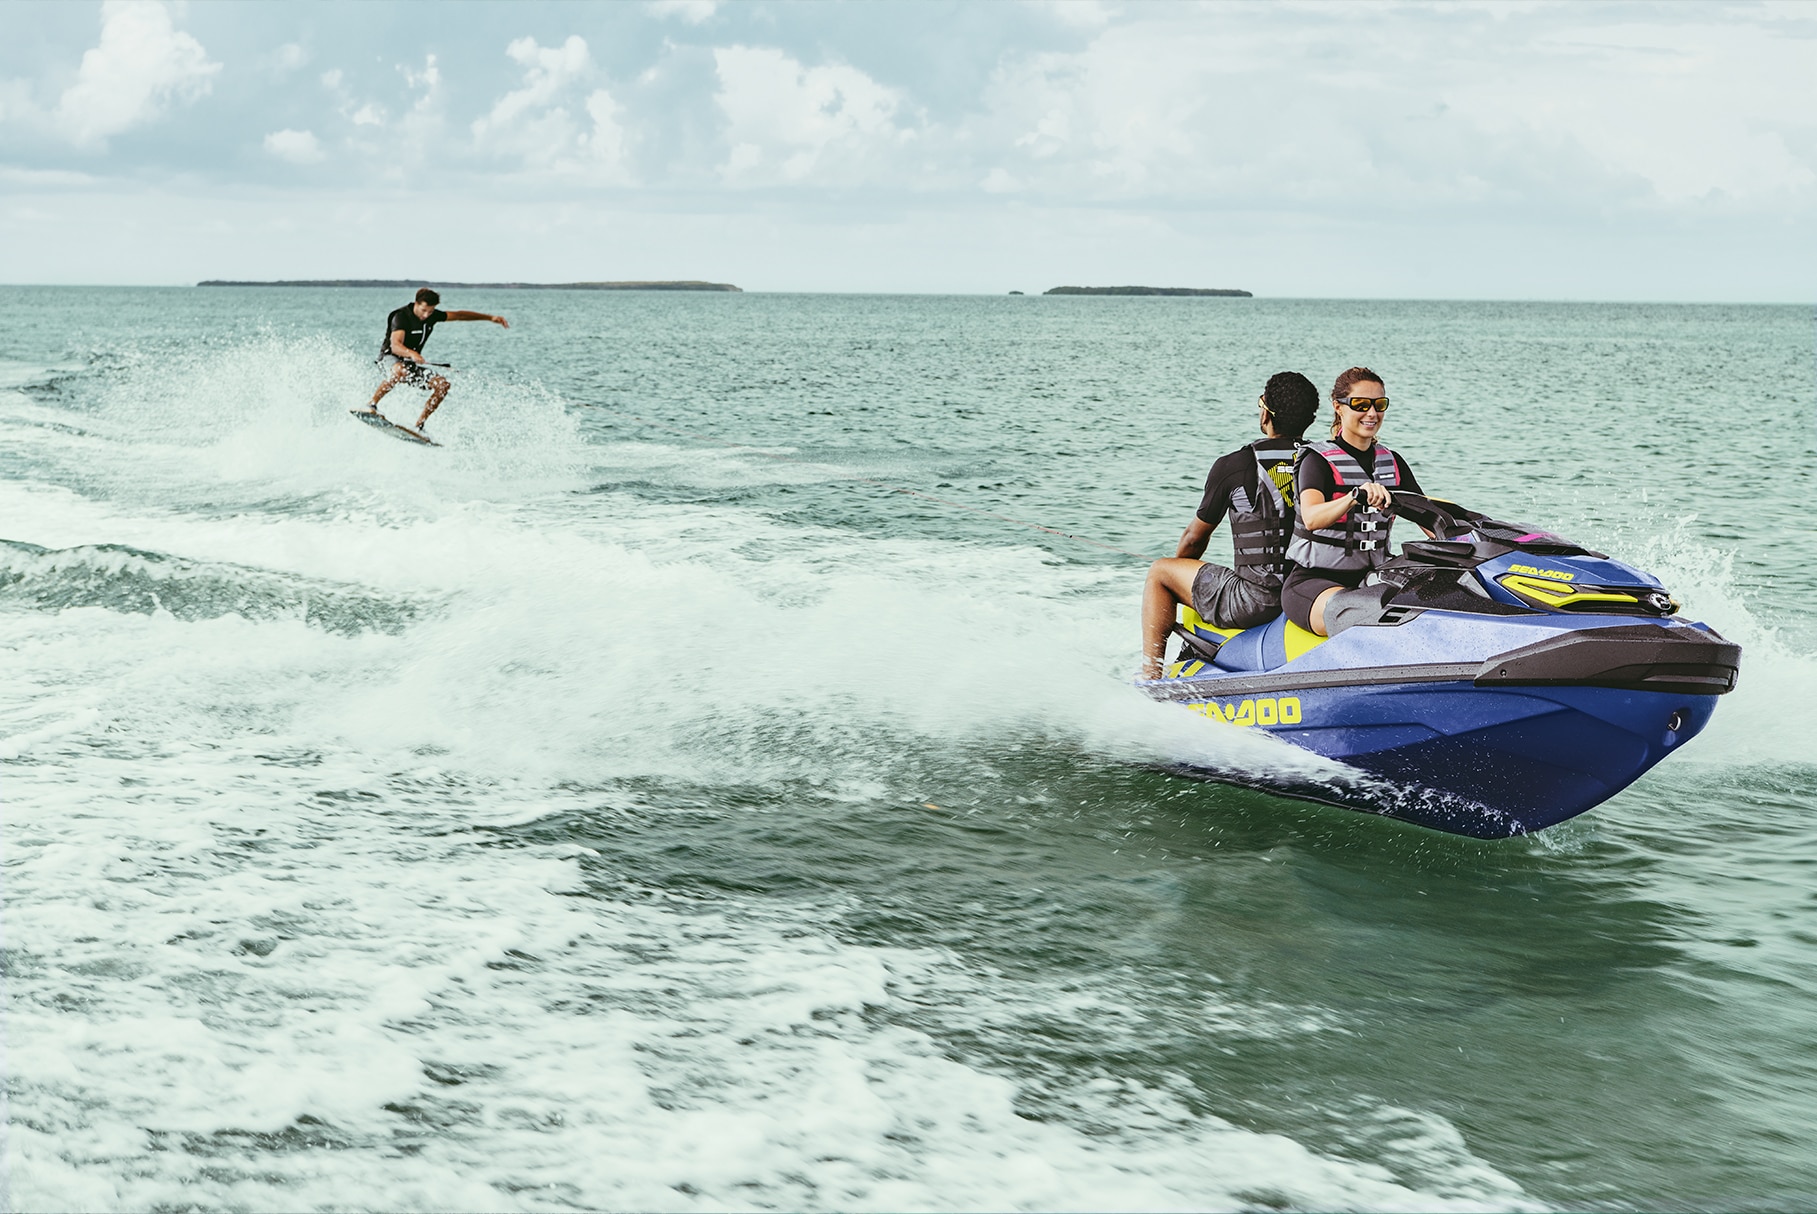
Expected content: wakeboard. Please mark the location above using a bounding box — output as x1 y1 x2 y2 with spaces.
350 409 439 447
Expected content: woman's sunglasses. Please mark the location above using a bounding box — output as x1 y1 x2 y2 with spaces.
1341 397 1390 413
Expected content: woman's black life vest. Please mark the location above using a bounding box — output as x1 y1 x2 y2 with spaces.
1227 439 1302 588
1285 440 1403 573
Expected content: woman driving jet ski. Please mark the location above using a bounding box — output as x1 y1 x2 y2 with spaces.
1283 367 1430 636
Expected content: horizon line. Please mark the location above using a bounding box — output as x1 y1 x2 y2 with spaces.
0 283 1809 306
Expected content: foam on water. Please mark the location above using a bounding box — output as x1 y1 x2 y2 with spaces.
0 336 1342 798
2 610 1529 1211
1626 523 1817 768
6 818 1531 1212
18 335 590 522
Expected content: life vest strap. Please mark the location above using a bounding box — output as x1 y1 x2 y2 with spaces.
1227 450 1297 581
1290 526 1350 547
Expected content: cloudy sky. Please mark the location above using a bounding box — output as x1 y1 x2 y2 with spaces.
1 0 1811 298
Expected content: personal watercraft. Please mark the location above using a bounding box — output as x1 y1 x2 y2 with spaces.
1140 494 1740 838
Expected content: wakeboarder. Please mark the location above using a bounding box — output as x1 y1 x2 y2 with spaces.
360 287 509 434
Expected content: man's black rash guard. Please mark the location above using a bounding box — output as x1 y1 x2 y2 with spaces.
380 306 448 358
1296 436 1423 500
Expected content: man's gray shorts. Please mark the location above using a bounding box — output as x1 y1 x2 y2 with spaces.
1190 563 1280 630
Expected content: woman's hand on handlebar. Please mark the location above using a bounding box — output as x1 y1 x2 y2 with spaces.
1356 482 1393 511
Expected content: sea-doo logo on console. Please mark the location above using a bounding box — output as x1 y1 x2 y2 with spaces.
1194 696 1302 727
1509 564 1574 582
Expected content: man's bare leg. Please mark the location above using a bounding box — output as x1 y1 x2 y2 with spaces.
415 376 450 430
366 363 408 411
1140 558 1205 680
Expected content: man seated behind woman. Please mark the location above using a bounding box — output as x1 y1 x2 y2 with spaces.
1140 371 1320 679
1282 366 1426 636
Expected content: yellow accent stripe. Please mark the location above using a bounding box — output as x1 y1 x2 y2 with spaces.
1283 620 1327 661
1182 606 1326 660
1180 606 1246 642
1498 575 1638 609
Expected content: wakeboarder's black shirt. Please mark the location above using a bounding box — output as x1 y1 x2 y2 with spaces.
1194 438 1302 529
381 305 448 357
1294 436 1423 501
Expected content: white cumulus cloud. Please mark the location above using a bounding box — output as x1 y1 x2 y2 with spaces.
647 0 718 23
713 47 908 183
960 7 1817 214
54 1 220 147
583 89 627 165
473 35 590 152
263 129 324 164
472 36 629 176
1443 18 1817 207
1032 0 1117 30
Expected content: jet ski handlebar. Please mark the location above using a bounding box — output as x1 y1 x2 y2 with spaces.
1382 491 1475 539
1383 491 1607 559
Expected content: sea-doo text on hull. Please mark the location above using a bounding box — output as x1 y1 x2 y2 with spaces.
1139 495 1740 838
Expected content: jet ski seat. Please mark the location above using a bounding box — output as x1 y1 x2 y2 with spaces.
1170 607 1326 678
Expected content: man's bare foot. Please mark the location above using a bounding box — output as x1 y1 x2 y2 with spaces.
1140 660 1163 681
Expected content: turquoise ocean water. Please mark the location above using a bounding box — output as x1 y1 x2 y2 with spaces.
3 287 1814 1211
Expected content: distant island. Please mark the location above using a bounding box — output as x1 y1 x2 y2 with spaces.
197 279 742 292
1044 285 1251 297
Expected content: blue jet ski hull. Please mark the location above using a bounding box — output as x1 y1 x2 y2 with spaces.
1142 605 1738 838
1153 669 1716 837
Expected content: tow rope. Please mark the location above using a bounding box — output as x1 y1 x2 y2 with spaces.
579 403 1155 561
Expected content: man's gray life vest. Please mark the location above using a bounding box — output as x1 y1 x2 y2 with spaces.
1227 439 1302 588
1285 441 1402 573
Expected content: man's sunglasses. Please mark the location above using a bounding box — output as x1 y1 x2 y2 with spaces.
1341 397 1390 413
